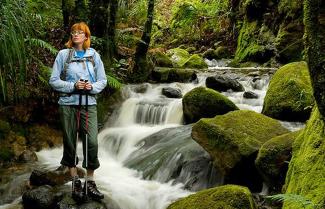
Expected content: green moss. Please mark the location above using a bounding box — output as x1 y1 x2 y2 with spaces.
182 87 239 123
283 107 325 209
192 110 289 174
153 52 174 67
234 21 275 63
183 54 208 69
255 130 302 192
167 185 256 209
275 22 304 63
262 61 314 121
167 48 191 67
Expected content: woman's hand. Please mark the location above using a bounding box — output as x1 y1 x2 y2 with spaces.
85 82 93 91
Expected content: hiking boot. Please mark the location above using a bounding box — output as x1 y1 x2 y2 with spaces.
84 180 104 200
72 177 84 202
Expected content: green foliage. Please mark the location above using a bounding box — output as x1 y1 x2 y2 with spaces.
266 194 321 209
0 147 15 162
107 74 123 89
0 0 57 104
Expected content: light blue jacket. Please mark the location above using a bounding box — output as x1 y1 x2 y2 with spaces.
49 48 107 105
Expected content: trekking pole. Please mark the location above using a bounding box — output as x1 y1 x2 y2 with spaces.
84 90 89 196
72 90 82 193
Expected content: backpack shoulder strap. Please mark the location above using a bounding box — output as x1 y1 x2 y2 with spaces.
60 49 74 81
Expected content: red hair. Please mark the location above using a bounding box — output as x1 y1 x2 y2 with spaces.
65 22 91 49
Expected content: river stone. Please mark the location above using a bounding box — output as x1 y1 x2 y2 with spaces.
125 125 222 191
30 167 85 186
206 75 245 92
192 110 289 191
166 185 256 209
243 91 258 99
182 87 239 124
162 87 182 98
22 185 56 209
255 130 302 192
262 61 314 121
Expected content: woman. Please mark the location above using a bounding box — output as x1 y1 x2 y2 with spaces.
49 22 107 201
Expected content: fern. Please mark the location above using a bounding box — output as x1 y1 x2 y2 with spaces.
107 75 123 89
26 38 58 55
266 194 321 209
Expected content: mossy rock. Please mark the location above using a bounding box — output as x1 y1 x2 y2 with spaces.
255 130 302 192
166 48 190 67
152 67 197 83
167 185 257 209
182 87 239 124
275 22 304 63
152 52 174 67
27 125 62 151
192 110 289 175
262 61 314 121
203 48 219 60
215 46 231 59
183 54 208 69
185 46 196 53
283 107 325 209
235 21 275 63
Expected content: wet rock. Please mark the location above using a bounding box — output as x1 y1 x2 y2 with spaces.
262 61 314 121
22 185 56 209
162 87 182 98
166 185 257 209
18 150 38 163
133 83 150 93
125 125 222 192
192 110 289 191
243 91 259 99
206 75 245 92
30 167 85 186
256 130 302 193
183 87 239 124
152 67 197 83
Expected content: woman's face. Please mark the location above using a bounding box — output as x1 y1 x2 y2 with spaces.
71 30 87 45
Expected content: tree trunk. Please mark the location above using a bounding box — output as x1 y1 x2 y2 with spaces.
304 0 325 118
89 0 109 37
62 0 88 31
104 0 118 64
131 0 155 82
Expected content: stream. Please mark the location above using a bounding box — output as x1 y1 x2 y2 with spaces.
0 60 305 209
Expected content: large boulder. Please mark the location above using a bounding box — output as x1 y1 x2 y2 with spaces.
167 48 190 67
152 52 174 67
206 75 245 92
283 107 325 209
262 62 314 121
166 185 256 209
162 87 183 98
255 130 302 192
182 87 239 124
183 54 208 69
152 67 197 83
192 110 289 191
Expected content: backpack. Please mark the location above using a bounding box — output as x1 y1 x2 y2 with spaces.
60 48 96 82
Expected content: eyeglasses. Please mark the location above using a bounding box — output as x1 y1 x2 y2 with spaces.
70 30 85 36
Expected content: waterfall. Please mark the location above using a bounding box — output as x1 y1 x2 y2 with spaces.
0 61 305 209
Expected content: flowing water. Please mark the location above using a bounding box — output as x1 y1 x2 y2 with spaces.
0 61 305 209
